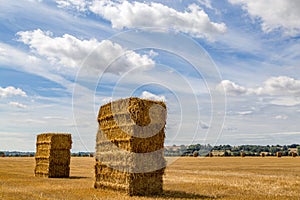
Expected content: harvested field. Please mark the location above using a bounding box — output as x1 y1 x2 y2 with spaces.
0 157 300 199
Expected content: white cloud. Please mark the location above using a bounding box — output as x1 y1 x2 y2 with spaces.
237 111 253 115
0 43 42 71
198 0 213 9
0 86 27 98
0 42 76 93
141 91 166 102
43 116 68 120
27 0 43 2
218 76 300 97
148 49 158 58
262 76 300 96
269 97 300 107
8 101 27 109
56 0 87 12
274 115 288 120
59 0 226 41
217 80 247 96
101 97 112 104
17 29 154 75
199 120 209 129
273 131 300 136
229 0 300 36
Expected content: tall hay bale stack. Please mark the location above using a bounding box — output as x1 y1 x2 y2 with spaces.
276 152 282 158
35 133 72 178
240 152 246 157
95 97 166 196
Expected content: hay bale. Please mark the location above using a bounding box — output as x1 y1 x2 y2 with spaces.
95 97 166 196
208 152 213 157
276 152 282 158
240 152 246 157
261 153 265 157
35 133 72 178
292 152 297 157
193 151 199 157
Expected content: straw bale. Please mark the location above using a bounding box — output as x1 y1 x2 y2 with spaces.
35 133 72 178
95 97 166 196
36 133 72 149
96 131 164 153
35 162 70 178
240 152 246 157
292 152 297 157
276 152 282 157
95 161 164 196
95 150 165 173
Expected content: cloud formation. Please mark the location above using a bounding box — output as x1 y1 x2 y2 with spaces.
57 0 226 41
199 120 209 129
9 101 27 109
229 0 300 36
56 0 87 12
217 80 247 96
237 111 253 115
274 115 288 120
141 91 166 102
218 76 300 96
197 0 213 9
17 29 154 75
0 86 27 98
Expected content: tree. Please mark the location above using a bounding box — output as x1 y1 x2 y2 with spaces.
270 147 277 155
289 144 299 148
224 150 230 157
232 152 240 156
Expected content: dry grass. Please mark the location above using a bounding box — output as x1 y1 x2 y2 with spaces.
0 157 300 199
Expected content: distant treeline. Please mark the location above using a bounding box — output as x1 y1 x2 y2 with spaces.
0 151 94 157
1 144 300 157
164 144 300 157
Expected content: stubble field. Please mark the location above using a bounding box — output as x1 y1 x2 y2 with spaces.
0 157 299 200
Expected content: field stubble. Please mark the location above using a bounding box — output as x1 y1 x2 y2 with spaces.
0 157 299 199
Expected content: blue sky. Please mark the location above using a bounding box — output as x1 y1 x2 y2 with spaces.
1 0 300 151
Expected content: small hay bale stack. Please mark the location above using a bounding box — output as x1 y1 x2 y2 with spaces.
289 152 297 157
240 152 246 157
95 97 166 196
276 152 282 158
35 133 72 178
193 151 199 157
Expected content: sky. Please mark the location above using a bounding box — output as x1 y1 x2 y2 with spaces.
1 0 300 152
